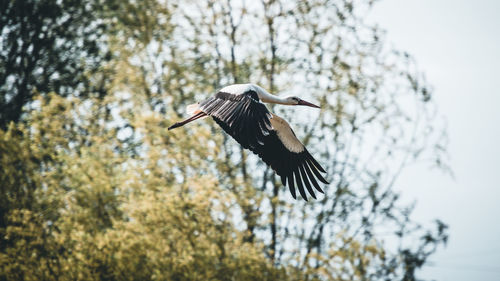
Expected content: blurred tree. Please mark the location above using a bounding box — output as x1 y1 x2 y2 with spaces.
0 94 286 280
0 0 116 128
0 0 450 280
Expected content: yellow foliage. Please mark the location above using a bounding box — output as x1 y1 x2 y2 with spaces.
0 93 287 281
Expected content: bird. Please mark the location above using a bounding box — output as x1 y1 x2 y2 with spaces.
168 83 328 200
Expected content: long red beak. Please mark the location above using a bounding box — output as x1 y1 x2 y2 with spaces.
298 99 320 108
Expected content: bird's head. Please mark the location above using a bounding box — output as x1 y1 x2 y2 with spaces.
286 96 320 108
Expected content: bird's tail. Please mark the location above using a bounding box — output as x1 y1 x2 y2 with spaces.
186 103 199 116
168 111 207 130
186 102 209 120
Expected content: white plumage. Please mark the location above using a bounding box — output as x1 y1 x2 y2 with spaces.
186 103 199 116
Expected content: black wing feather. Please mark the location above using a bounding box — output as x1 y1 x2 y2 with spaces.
199 90 328 200
288 171 296 199
299 164 316 199
303 161 324 194
294 166 307 201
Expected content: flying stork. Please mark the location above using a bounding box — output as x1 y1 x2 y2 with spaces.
168 83 328 200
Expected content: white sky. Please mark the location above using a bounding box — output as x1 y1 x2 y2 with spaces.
368 0 500 280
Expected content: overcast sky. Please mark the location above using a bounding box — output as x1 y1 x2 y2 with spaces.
368 0 500 280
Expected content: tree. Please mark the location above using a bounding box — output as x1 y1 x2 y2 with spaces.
0 94 286 280
0 0 449 280
0 0 115 128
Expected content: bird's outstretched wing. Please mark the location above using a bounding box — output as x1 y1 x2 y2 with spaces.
199 90 328 200
258 114 328 200
199 90 273 150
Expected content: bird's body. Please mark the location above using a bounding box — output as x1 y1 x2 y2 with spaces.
168 83 328 200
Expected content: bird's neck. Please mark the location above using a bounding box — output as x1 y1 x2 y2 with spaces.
257 90 291 105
